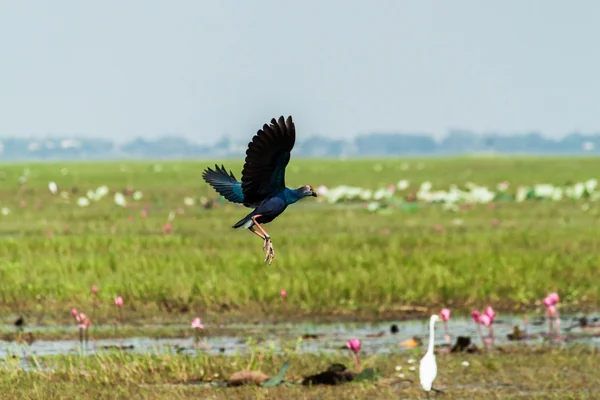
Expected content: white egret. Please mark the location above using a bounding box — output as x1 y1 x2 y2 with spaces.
419 314 440 397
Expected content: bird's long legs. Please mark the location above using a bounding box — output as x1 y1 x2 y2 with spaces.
249 215 275 265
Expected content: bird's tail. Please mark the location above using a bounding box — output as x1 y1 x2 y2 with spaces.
232 212 255 229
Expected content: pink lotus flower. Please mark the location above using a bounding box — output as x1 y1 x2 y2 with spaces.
163 223 172 234
280 289 287 298
543 292 559 307
472 309 491 347
316 185 328 196
479 314 492 327
542 292 560 337
346 338 361 353
440 308 451 322
91 285 98 294
114 296 123 307
77 313 89 329
485 306 496 322
71 308 79 319
191 317 204 329
440 308 451 344
346 338 362 371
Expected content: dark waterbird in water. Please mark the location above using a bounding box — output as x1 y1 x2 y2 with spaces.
202 116 317 265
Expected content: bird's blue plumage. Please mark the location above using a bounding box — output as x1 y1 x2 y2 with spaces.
232 188 309 229
201 164 248 205
201 116 316 242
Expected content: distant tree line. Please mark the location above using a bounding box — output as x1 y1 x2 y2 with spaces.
0 130 599 161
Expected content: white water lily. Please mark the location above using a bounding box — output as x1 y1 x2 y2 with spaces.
315 178 600 211
95 185 109 200
496 181 509 191
133 191 143 201
551 188 563 201
184 197 195 206
516 186 530 202
420 181 432 192
373 188 392 200
359 189 373 200
468 186 496 204
586 179 598 192
534 184 555 198
565 182 586 199
48 181 58 194
397 180 409 190
366 202 380 212
1 207 10 216
77 197 90 207
114 192 127 207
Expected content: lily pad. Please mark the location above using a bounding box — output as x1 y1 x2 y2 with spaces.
353 368 380 382
261 361 290 387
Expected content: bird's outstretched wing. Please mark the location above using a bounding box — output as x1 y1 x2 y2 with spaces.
202 164 246 205
241 116 296 206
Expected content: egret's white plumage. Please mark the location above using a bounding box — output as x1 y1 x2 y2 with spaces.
419 314 439 394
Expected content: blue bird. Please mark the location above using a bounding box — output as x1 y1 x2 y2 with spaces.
202 116 317 265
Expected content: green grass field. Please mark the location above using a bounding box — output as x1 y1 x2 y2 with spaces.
0 156 598 326
1 156 599 399
2 347 599 399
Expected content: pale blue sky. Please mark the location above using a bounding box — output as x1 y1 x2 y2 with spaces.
1 1 599 143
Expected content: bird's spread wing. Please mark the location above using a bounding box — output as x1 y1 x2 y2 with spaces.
202 164 245 204
241 116 296 205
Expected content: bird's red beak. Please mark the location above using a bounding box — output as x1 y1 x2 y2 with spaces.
311 188 318 197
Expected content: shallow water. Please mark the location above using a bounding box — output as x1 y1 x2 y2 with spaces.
2 313 599 361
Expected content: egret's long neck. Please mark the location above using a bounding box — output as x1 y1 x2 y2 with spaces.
427 319 436 354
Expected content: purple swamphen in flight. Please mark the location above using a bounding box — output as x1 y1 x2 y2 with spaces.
202 116 317 265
